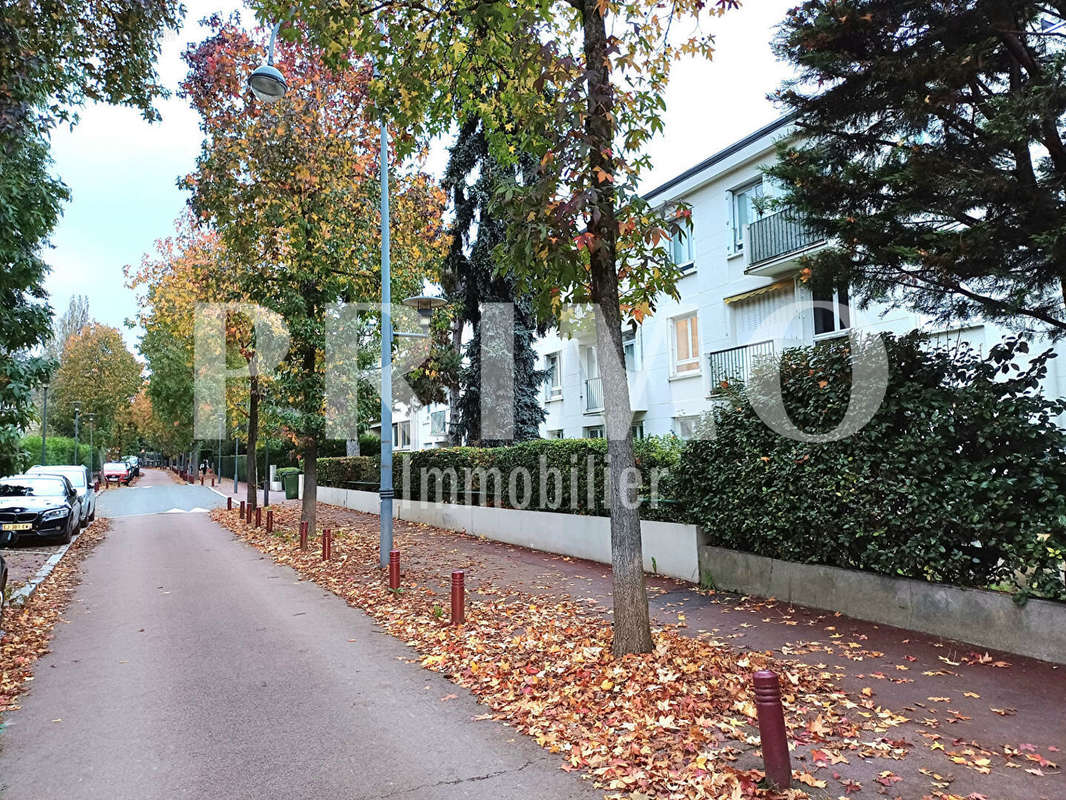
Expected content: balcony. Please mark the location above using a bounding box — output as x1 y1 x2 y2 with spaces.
707 340 775 394
584 377 604 412
746 209 824 275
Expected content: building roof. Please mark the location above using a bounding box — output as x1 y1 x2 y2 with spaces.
642 112 798 202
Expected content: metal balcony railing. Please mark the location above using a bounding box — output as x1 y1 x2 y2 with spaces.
584 377 604 412
748 209 824 268
707 340 775 393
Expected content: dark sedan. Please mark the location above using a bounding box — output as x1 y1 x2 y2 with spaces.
0 475 81 545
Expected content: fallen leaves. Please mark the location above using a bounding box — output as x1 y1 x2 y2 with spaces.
1 519 110 719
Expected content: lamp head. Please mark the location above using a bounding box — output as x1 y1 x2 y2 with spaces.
403 295 447 327
248 64 288 102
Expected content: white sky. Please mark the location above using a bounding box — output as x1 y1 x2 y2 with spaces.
44 0 796 352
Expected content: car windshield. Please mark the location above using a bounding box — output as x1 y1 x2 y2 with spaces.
32 468 85 487
104 462 127 471
0 477 66 497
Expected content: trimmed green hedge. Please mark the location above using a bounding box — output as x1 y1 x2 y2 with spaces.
317 456 376 487
676 333 1066 602
316 436 682 519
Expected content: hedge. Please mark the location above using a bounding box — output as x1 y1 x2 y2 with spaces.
317 436 683 520
675 333 1066 602
18 435 100 473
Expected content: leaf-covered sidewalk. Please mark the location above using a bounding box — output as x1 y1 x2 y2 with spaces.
214 502 1063 800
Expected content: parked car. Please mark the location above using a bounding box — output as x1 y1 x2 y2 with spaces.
123 456 141 478
0 474 81 544
27 464 97 528
103 461 132 486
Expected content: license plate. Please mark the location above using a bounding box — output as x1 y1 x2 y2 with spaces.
1 523 32 531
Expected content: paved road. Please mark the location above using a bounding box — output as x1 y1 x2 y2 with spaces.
0 470 595 800
96 470 227 517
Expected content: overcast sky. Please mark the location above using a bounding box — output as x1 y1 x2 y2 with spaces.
44 0 796 353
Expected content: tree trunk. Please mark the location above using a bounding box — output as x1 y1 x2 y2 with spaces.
448 320 464 445
581 0 653 656
245 372 259 511
300 344 318 534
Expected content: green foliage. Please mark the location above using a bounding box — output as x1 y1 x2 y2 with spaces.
675 333 1066 601
770 0 1066 336
18 435 98 472
317 456 378 488
314 436 680 518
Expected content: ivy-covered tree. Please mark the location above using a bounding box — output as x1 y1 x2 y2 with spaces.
769 1 1066 336
443 118 546 445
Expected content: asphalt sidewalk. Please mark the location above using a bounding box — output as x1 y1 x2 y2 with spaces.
300 501 1065 800
0 501 600 800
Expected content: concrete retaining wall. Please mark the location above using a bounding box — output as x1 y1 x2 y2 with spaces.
315 486 699 582
699 543 1066 665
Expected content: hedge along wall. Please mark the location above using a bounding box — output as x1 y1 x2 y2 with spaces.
675 333 1066 602
317 437 683 521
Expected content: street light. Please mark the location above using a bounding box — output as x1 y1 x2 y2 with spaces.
40 383 50 465
86 413 96 476
243 20 446 567
73 401 82 466
248 22 287 102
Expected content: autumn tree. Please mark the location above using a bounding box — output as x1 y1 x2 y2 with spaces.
257 0 734 654
51 323 143 448
769 1 1066 335
181 15 446 533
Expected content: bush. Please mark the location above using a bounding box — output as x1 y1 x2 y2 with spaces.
317 456 377 488
676 333 1066 601
392 436 682 517
18 435 99 473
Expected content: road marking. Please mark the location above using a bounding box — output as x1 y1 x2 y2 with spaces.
162 507 211 514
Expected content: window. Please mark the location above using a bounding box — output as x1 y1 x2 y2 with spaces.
631 421 645 440
669 219 694 272
583 425 604 439
813 285 851 336
673 416 698 440
392 420 411 449
583 346 603 412
622 328 640 372
544 352 562 400
430 410 447 436
731 179 765 251
547 429 564 439
671 313 700 375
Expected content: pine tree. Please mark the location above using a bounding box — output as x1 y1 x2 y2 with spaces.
770 1 1066 336
442 118 546 445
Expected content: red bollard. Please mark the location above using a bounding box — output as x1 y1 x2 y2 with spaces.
239 500 246 520
200 475 204 485
266 509 273 533
227 496 232 511
388 549 400 590
255 507 261 528
450 570 465 625
322 528 331 561
299 521 308 550
753 670 792 790
211 477 215 487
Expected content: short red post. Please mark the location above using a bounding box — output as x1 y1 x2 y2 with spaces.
266 508 273 533
227 496 232 511
322 528 331 561
450 570 465 625
239 500 246 520
255 507 261 528
753 670 791 790
388 549 400 589
299 521 308 550
211 477 215 487
200 475 204 485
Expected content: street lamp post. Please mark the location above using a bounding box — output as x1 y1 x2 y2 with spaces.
86 413 96 476
73 401 81 466
244 21 444 568
40 384 49 465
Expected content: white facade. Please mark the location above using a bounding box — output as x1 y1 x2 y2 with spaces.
534 115 1066 440
397 116 1066 447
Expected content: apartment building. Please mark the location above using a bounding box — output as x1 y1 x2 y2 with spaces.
385 115 1066 449
534 115 1066 440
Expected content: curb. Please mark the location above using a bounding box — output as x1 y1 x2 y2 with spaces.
7 532 82 608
